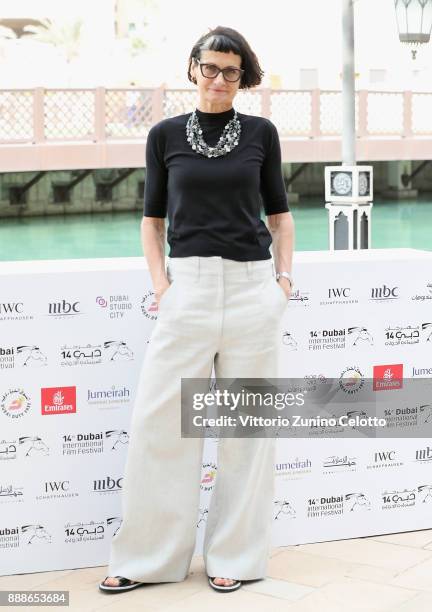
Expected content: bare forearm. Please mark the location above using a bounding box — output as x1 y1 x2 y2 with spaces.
140 217 169 294
268 211 295 274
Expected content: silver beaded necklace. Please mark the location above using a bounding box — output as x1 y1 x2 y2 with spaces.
186 109 241 158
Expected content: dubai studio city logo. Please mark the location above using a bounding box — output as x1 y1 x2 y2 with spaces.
95 296 108 308
339 366 364 394
1 389 31 418
95 295 133 319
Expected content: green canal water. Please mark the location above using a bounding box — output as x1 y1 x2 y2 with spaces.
0 197 430 262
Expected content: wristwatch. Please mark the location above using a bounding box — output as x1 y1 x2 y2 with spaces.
276 271 294 288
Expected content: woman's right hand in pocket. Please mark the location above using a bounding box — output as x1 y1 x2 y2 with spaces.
154 281 171 308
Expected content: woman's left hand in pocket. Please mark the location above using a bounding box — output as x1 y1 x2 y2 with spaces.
279 277 292 301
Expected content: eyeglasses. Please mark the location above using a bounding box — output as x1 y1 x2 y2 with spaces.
194 58 244 83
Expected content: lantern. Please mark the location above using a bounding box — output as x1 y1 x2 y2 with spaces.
394 0 432 58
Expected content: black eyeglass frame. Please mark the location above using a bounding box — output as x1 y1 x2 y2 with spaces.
194 58 244 83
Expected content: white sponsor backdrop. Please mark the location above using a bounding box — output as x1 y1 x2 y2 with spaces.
0 248 431 575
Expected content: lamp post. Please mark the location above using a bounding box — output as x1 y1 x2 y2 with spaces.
394 0 432 59
325 0 373 250
324 0 432 250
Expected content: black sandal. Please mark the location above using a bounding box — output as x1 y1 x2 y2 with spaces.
208 576 242 592
99 575 145 593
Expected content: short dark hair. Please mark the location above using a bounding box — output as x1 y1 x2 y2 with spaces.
187 26 264 90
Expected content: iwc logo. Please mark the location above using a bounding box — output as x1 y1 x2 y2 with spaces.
339 366 364 394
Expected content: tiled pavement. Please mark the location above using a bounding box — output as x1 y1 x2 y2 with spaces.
1 530 432 611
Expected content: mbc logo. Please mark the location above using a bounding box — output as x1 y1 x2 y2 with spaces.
371 285 399 299
48 300 80 315
93 476 123 491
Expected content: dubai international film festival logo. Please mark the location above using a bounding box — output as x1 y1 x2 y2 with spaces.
274 499 296 520
1 389 31 418
0 345 48 370
281 331 298 350
339 366 364 394
347 326 374 346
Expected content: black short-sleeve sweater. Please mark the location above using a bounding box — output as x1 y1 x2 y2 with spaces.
143 106 289 261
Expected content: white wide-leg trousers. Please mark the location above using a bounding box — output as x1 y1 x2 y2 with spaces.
107 255 288 583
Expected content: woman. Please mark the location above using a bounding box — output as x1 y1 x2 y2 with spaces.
99 25 295 595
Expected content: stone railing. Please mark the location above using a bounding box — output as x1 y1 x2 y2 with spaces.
1 86 431 145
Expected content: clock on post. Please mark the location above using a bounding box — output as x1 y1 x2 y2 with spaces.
324 165 373 250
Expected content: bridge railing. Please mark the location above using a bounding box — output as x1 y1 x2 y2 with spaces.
1 86 431 145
